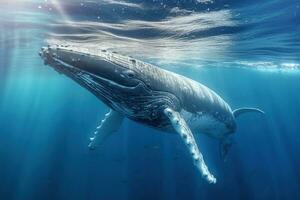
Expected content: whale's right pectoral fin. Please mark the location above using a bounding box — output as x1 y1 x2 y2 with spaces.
163 107 216 184
88 109 123 150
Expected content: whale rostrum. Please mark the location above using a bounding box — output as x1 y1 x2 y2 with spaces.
40 45 264 184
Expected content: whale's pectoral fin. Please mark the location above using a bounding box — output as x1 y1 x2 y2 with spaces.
88 109 123 150
219 136 233 162
163 107 216 184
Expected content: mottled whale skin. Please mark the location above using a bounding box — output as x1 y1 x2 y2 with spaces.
40 45 263 184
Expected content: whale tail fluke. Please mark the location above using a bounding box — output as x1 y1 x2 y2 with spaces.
233 107 265 118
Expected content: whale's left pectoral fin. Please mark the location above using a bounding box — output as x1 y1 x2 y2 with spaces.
88 109 123 150
163 107 216 184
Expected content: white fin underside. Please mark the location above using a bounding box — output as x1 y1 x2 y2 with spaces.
180 109 228 139
164 107 216 184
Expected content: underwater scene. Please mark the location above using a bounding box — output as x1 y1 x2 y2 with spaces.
1 0 300 199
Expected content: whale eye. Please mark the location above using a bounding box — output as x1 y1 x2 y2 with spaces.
123 70 135 78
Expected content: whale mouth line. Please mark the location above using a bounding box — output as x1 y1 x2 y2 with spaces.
50 55 141 92
46 55 146 112
40 46 142 90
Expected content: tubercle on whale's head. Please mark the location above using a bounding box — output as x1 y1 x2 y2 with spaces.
39 45 140 88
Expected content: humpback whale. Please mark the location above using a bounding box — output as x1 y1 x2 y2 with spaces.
39 45 264 184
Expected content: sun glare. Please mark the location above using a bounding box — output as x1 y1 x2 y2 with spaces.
49 0 72 23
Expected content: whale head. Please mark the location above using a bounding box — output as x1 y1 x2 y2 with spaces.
39 45 143 110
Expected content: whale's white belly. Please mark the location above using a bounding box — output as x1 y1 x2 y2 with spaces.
180 109 228 138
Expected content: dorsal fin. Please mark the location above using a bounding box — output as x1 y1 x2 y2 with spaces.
233 107 265 118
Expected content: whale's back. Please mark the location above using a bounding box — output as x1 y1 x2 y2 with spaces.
129 60 236 130
96 51 235 130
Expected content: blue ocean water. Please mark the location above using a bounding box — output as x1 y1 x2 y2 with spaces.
0 0 300 199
